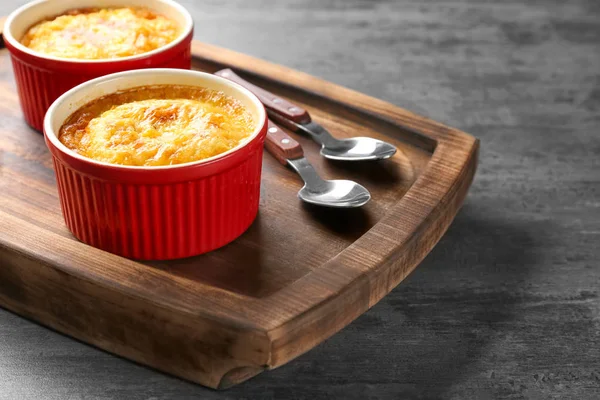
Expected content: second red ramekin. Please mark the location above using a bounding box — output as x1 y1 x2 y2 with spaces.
4 0 193 132
44 69 268 260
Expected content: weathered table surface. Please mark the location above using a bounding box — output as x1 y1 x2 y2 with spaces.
1 0 598 399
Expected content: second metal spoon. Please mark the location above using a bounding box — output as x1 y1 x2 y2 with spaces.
265 120 371 208
273 116 397 161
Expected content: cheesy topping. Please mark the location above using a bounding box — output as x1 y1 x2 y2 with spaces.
21 7 180 59
59 85 256 166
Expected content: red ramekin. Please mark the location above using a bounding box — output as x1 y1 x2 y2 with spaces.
44 69 268 260
4 0 193 132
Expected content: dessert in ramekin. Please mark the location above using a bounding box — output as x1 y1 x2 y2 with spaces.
4 0 193 131
44 69 268 260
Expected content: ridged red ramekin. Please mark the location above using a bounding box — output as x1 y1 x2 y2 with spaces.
4 0 193 132
44 69 268 260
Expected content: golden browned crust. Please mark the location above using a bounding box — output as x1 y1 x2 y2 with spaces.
59 85 255 166
21 7 180 59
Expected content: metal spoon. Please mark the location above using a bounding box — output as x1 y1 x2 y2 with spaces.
265 120 371 208
273 115 397 161
214 69 397 161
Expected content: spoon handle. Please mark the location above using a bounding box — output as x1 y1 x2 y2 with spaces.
214 68 311 124
265 119 304 165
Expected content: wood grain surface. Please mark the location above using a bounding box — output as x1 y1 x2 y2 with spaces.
1 0 599 399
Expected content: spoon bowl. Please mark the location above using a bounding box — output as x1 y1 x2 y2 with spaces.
298 179 371 208
320 137 397 161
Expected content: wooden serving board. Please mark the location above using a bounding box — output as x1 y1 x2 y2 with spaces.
0 34 478 388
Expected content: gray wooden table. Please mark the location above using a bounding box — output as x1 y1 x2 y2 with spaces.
1 0 599 399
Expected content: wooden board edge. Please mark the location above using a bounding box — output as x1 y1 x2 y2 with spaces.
0 234 272 389
265 138 480 367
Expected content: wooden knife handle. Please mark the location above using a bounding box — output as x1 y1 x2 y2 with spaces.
215 68 311 124
264 119 303 165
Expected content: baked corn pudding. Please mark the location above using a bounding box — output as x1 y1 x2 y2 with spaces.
59 85 256 166
21 7 180 59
